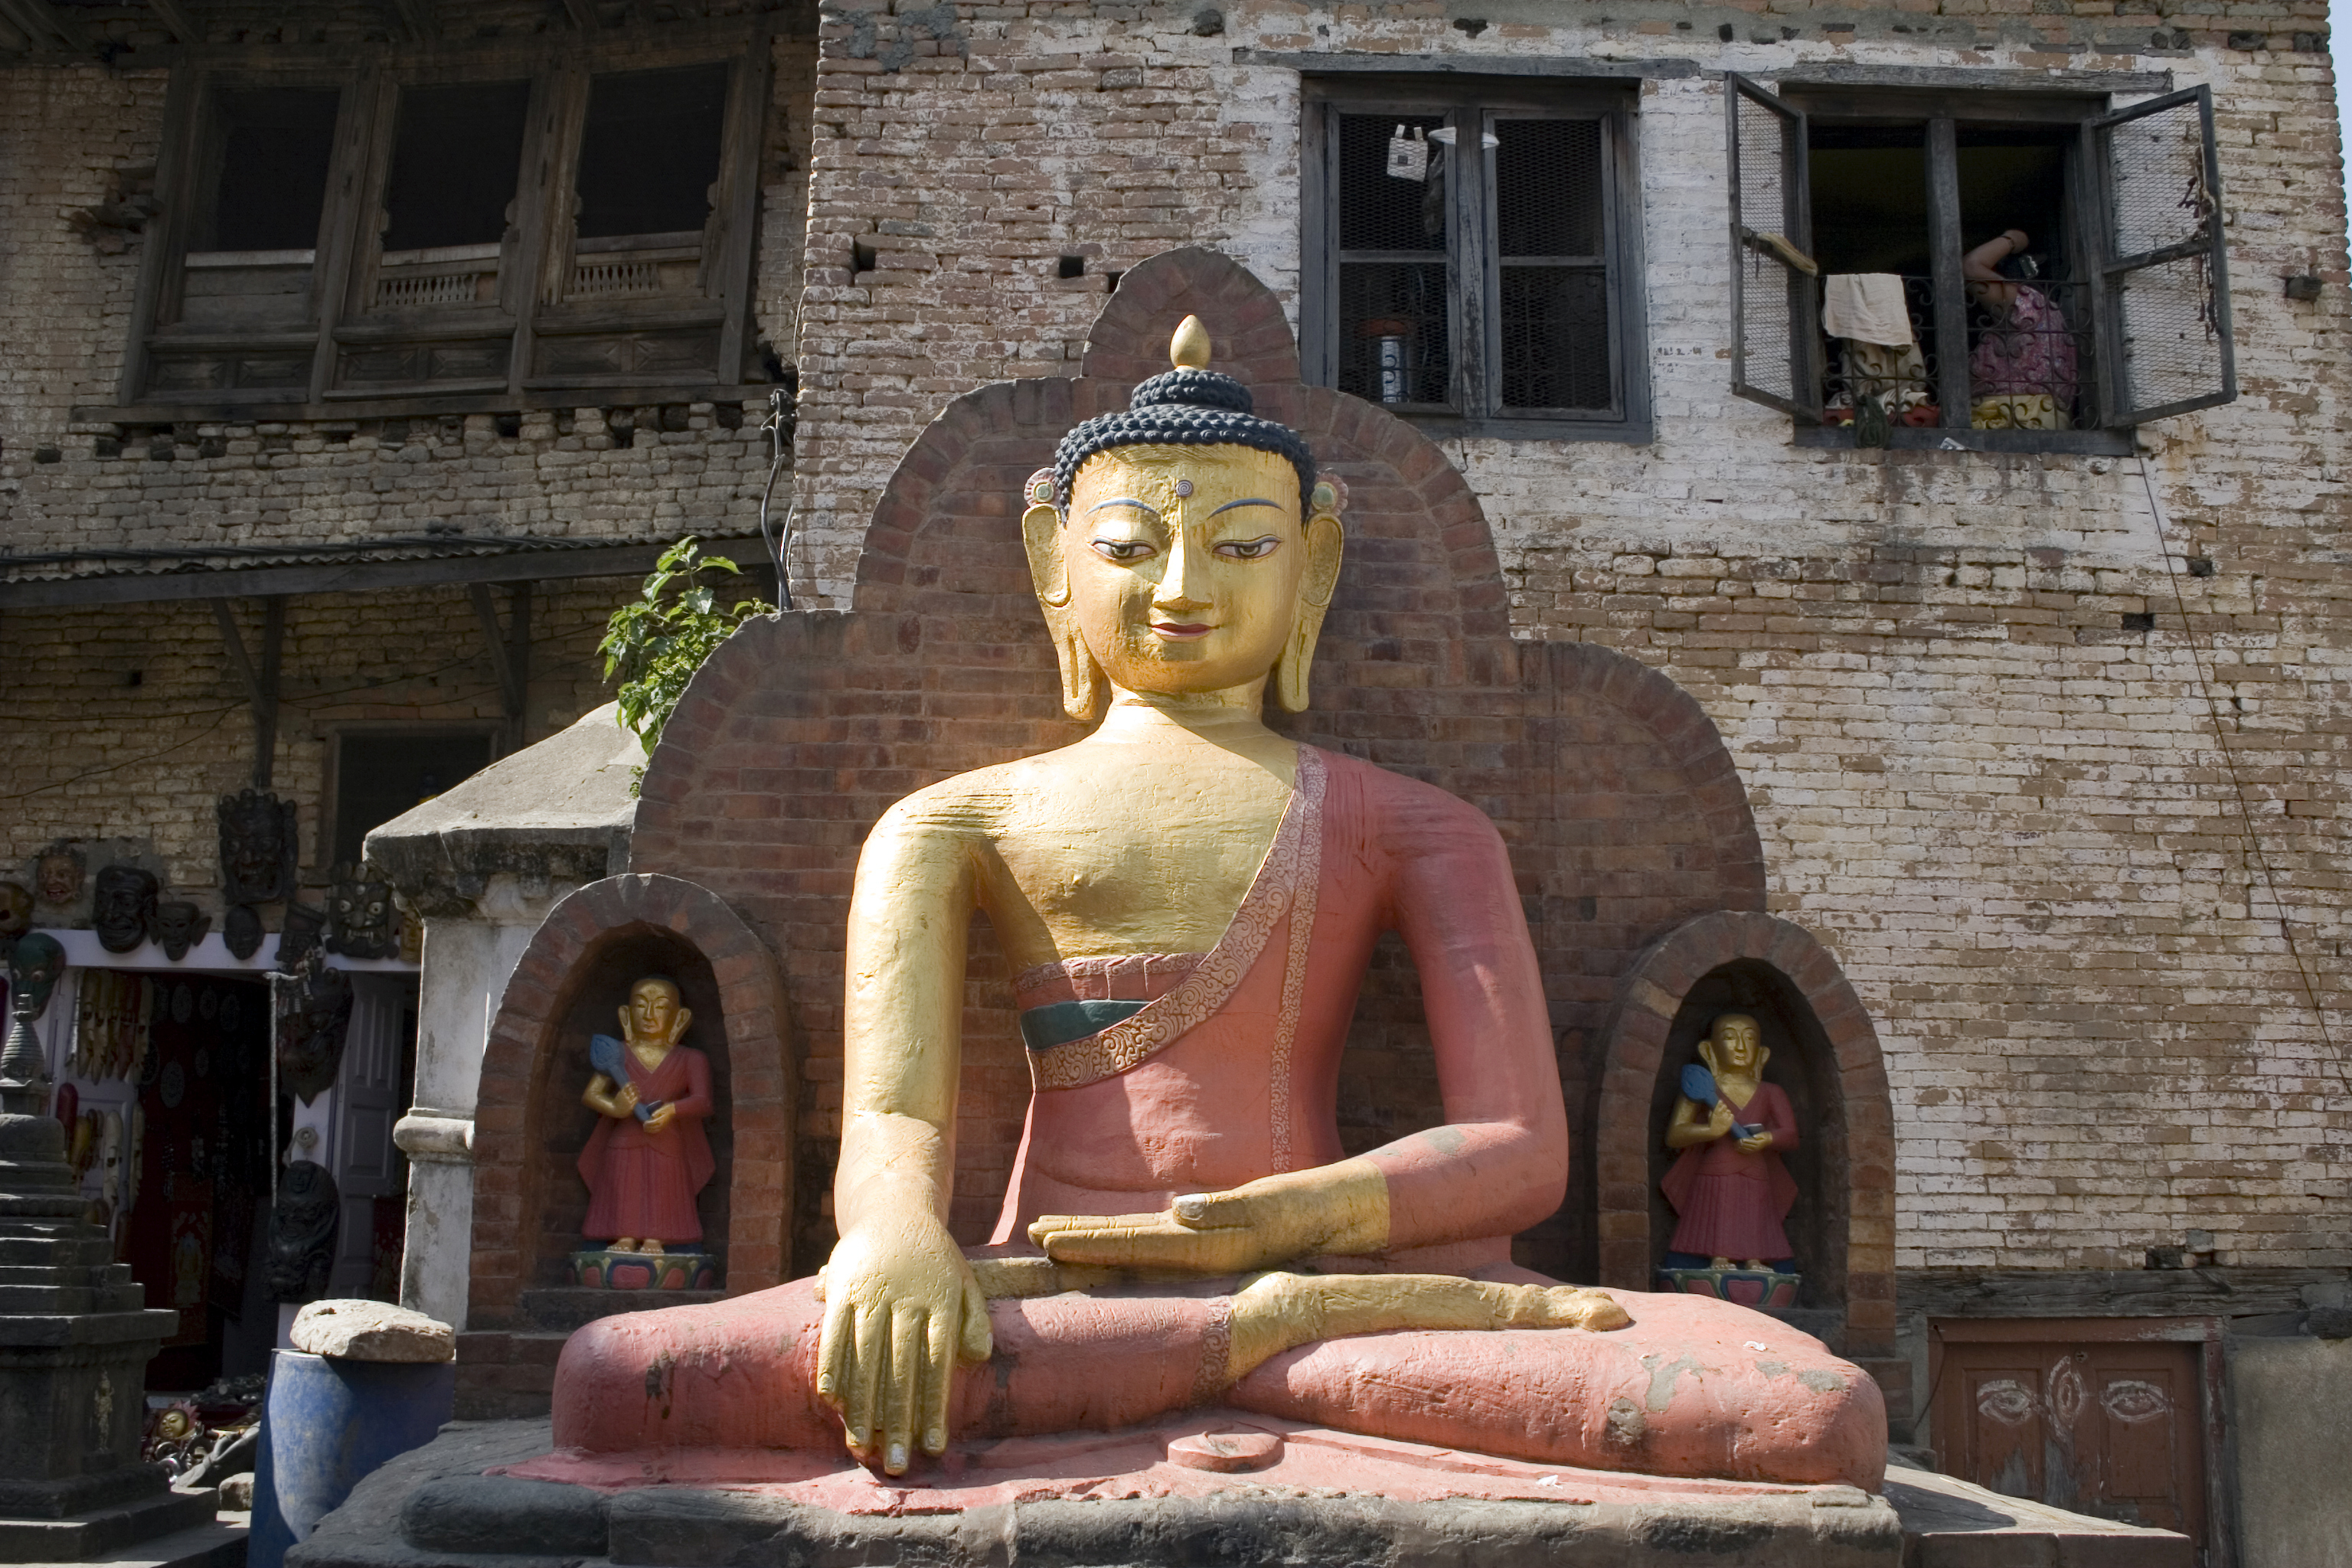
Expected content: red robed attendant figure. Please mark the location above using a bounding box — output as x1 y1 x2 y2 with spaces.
578 975 714 1253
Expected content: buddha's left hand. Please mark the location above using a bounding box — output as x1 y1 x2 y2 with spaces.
1028 1158 1389 1276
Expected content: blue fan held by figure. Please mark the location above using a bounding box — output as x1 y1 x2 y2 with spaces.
591 1034 663 1122
1680 1063 1761 1141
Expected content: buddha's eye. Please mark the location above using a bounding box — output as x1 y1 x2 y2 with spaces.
1214 537 1282 561
1090 537 1156 562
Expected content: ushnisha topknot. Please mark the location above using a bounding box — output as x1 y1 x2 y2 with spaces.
1051 316 1317 513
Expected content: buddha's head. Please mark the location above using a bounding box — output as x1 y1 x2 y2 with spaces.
622 975 691 1048
1023 317 1346 720
1701 1012 1768 1077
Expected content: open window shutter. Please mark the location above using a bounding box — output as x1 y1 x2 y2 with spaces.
2088 85 2235 425
1724 74 1821 419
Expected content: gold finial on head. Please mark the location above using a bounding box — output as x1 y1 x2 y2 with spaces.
1170 315 1212 371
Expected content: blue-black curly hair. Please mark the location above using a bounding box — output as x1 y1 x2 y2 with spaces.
1052 366 1316 514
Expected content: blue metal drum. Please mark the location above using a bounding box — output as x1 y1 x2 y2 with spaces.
247 1348 456 1568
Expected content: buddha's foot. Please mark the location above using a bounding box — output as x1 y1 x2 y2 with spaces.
1224 1272 1632 1383
642 1240 667 1256
609 1239 641 1253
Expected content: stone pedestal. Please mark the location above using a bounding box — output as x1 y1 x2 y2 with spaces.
0 1031 214 1560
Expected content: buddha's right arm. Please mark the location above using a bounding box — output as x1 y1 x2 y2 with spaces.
822 795 992 1474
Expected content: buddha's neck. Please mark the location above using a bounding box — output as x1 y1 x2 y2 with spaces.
1092 685 1279 751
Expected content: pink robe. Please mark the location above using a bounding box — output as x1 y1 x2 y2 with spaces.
548 746 1885 1489
1661 1081 1800 1261
578 1046 714 1245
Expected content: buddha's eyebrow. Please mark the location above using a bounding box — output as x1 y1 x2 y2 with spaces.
1087 497 1160 517
1208 498 1280 516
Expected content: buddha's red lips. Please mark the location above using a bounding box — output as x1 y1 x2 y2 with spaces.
1151 621 1214 639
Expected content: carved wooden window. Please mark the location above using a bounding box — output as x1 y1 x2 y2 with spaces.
122 38 770 417
1727 75 2235 454
1301 76 1651 443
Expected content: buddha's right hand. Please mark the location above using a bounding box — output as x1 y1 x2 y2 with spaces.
813 1214 991 1475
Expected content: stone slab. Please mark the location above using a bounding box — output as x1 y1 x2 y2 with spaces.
0 1488 220 1562
17 1514 247 1568
289 1301 456 1364
284 1419 2197 1568
1881 1460 2194 1568
2226 1333 2352 1568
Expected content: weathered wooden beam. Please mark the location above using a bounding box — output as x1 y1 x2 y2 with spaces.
0 0 90 53
212 596 285 791
386 0 437 41
145 0 200 44
558 0 598 28
1900 1268 2344 1321
0 540 767 610
468 582 524 721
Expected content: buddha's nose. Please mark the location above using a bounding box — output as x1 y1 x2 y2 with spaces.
1155 531 1212 610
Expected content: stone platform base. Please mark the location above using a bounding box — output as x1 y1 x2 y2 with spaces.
284 1419 2188 1568
0 1486 220 1562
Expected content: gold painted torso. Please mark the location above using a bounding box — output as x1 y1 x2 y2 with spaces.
942 729 1298 972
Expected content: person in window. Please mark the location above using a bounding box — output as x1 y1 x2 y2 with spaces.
1965 227 2078 430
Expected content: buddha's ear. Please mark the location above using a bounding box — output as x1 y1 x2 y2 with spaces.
1272 478 1347 714
1698 1037 1722 1076
671 1006 693 1041
1754 1043 1771 1074
1020 468 1108 723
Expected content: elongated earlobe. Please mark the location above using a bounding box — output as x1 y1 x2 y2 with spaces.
1272 481 1347 714
1019 468 1108 722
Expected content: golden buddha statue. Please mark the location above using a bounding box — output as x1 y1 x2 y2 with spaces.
548 319 1884 1491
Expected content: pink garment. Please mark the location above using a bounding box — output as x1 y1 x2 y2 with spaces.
1661 1081 1799 1261
1968 285 2078 403
579 1045 715 1244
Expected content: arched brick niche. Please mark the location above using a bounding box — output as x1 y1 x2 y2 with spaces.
1593 912 1893 1360
466 874 792 1332
635 246 1764 1282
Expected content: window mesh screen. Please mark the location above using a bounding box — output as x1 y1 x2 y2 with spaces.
1496 119 1602 258
201 87 340 253
1494 119 1609 411
384 81 531 252
1740 248 1795 405
2107 107 2207 257
1736 93 1790 238
2117 256 2225 412
1335 113 1452 408
577 64 729 240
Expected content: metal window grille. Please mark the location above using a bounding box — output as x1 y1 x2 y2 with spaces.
1492 118 1611 413
1334 113 1454 410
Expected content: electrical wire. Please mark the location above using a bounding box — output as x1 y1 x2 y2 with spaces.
2132 451 2348 1142
756 387 795 611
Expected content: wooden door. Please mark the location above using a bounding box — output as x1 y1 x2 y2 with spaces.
1934 1336 2206 1547
326 974 415 1297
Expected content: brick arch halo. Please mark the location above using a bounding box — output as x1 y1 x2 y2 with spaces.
466 873 792 1330
1593 911 1893 1359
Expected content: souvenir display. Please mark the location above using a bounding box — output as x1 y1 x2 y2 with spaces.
276 901 326 970
217 789 299 906
274 950 353 1104
3 932 66 1084
92 864 159 954
147 901 211 962
221 903 266 961
263 1159 340 1303
325 864 398 960
0 880 31 946
34 842 84 907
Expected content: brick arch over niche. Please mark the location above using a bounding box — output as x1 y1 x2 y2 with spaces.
1594 911 1894 1362
634 245 1764 1283
466 873 792 1332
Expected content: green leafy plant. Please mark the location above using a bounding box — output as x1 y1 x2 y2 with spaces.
599 537 766 772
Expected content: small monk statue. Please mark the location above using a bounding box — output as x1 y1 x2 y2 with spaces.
1662 1013 1800 1272
552 320 1882 1491
578 976 715 1256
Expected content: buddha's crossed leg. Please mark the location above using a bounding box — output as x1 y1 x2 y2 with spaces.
550 1262 1883 1490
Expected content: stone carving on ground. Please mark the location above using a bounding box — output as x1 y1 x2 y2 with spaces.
1658 1012 1804 1308
571 976 717 1289
533 318 1884 1498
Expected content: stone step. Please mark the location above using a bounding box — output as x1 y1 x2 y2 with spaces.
0 1485 217 1563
